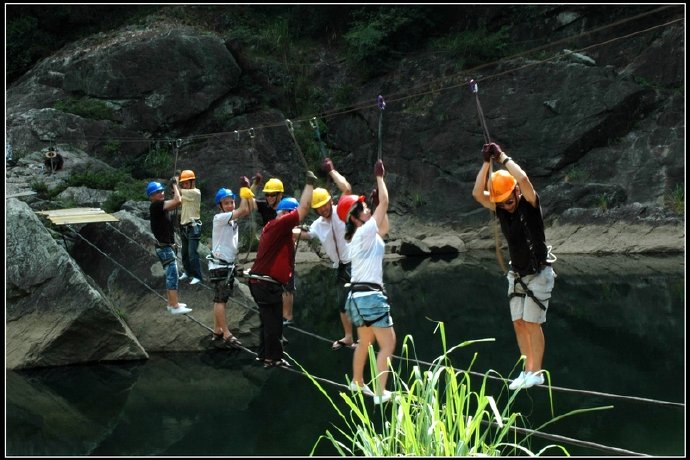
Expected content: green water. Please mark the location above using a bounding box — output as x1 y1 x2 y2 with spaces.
5 253 685 456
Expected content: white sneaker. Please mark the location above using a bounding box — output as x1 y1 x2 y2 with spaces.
508 371 528 390
523 371 545 389
169 306 192 315
373 390 392 405
178 273 188 281
166 302 187 312
190 277 201 285
349 382 374 396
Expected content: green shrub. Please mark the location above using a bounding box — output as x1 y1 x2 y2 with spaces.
664 184 684 215
53 96 117 121
430 26 511 69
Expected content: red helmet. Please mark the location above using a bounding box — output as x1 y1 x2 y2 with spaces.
336 194 365 223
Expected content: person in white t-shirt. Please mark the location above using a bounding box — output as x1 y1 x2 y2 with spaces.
207 183 253 346
338 159 395 405
297 157 357 351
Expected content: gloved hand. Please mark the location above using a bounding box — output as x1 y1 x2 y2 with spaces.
239 176 251 189
322 157 335 174
374 159 385 177
370 187 379 207
239 187 255 199
252 172 263 187
306 170 317 186
482 143 502 162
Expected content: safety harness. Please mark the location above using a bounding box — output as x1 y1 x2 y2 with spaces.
346 282 391 327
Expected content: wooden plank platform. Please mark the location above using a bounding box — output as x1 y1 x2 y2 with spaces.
36 208 119 225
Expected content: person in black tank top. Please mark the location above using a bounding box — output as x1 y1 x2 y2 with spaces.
472 142 556 391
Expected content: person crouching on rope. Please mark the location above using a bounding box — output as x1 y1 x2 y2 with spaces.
340 159 396 405
208 182 254 347
248 170 316 368
146 179 192 315
472 142 557 390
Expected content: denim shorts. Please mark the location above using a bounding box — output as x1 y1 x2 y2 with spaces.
507 266 556 324
345 291 393 328
155 246 179 290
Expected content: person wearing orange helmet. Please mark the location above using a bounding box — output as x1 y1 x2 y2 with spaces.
295 157 357 350
472 142 556 391
177 169 203 285
339 159 396 405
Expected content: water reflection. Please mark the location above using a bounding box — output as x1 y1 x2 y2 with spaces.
6 253 684 456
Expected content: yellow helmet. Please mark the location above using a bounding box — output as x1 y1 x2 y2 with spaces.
180 170 196 182
311 188 331 208
263 178 284 193
490 170 517 203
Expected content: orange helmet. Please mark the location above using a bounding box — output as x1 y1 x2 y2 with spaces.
336 194 365 223
490 170 517 203
180 170 196 182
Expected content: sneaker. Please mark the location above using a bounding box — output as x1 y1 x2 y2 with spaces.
169 306 192 315
178 273 189 281
166 302 187 312
523 371 545 389
190 277 201 285
348 382 374 396
508 371 528 390
373 390 392 405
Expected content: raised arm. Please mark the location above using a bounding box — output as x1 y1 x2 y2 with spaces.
322 157 352 195
297 170 317 221
372 160 389 237
163 177 182 210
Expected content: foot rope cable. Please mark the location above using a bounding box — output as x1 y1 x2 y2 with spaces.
66 225 680 456
92 224 683 409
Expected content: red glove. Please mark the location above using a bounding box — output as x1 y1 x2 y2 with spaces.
239 176 251 189
370 187 379 207
374 159 385 177
251 172 263 186
322 157 334 174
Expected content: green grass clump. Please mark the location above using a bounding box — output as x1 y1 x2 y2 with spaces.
299 321 610 456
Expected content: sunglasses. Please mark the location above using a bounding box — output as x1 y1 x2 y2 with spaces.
496 198 515 208
265 193 279 198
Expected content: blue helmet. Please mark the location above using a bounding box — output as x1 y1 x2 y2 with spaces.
276 197 299 212
215 187 236 205
146 181 164 197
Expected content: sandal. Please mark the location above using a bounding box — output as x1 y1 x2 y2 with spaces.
223 335 242 347
212 331 223 341
263 358 292 369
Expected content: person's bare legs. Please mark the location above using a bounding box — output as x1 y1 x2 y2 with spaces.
167 289 181 307
335 311 355 346
352 326 375 387
214 301 230 337
513 319 530 369
372 326 396 394
524 321 544 372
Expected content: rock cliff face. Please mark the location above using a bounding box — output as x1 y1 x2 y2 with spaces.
5 6 684 369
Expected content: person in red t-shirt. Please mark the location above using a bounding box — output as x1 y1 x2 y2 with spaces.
249 170 316 368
